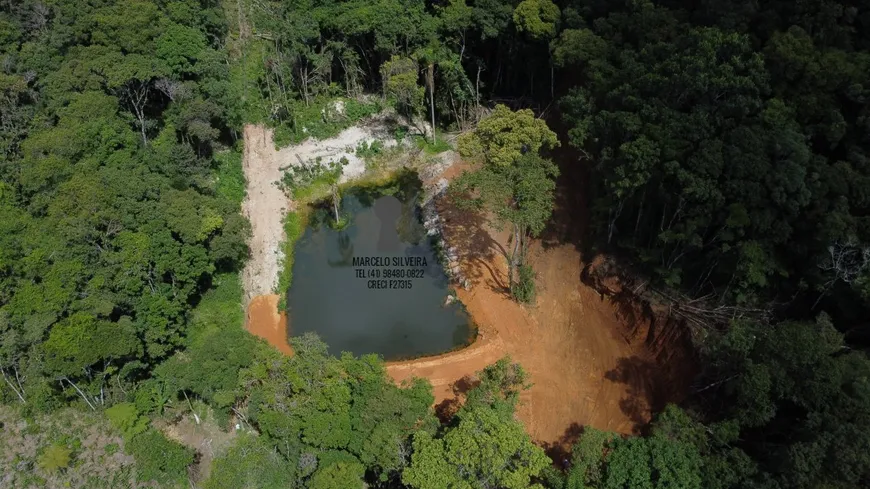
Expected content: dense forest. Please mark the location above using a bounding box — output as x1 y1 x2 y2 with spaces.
1 0 869 488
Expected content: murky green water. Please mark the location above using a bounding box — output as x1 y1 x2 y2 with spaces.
287 176 473 360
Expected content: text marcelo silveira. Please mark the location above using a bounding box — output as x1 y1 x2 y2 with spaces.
352 256 428 267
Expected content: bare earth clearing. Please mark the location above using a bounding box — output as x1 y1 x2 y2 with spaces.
388 165 664 448
243 125 678 453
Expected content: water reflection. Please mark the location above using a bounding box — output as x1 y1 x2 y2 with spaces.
287 179 472 360
327 231 354 268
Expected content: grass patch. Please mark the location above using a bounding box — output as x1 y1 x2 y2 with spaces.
126 429 194 485
413 133 452 155
0 406 147 489
276 210 307 310
283 166 339 202
214 150 246 205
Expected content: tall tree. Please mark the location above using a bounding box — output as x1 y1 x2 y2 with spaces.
454 105 560 301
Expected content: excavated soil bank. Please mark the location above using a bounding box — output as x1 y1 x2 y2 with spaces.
246 190 692 450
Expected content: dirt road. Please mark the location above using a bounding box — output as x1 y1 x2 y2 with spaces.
240 125 289 304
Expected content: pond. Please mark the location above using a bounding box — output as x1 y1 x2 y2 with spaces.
286 173 474 360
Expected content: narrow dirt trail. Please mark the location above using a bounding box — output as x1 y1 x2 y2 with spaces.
240 125 289 305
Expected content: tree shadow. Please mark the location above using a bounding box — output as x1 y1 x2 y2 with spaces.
433 374 482 424
579 256 660 345
437 188 513 298
434 398 462 424
539 422 583 465
539 144 593 254
451 374 481 396
604 356 664 432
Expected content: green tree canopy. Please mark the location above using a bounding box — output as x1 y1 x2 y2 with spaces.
458 104 559 167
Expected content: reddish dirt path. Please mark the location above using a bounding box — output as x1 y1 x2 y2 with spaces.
246 162 667 452
246 295 291 355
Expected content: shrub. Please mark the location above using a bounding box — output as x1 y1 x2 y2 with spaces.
355 140 384 160
205 433 293 489
393 124 409 142
127 429 194 484
511 264 537 304
37 443 72 472
331 215 350 230
105 402 149 442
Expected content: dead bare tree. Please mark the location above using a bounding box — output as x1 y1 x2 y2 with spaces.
155 78 191 102
337 50 365 98
61 376 97 411
425 62 436 144
814 240 870 309
585 254 772 335
1 367 26 404
116 78 152 145
659 291 771 334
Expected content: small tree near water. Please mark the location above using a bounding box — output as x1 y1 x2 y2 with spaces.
282 156 349 226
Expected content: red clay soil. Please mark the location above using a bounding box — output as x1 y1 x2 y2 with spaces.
246 294 291 355
245 165 680 453
387 195 661 444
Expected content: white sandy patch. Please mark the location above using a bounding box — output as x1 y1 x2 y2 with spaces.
274 124 398 184
240 124 288 304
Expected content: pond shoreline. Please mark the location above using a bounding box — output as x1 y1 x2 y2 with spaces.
244 136 683 449
284 169 475 359
245 147 481 360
